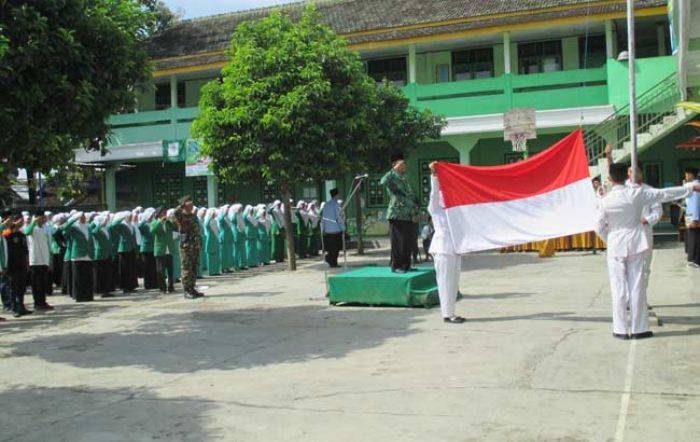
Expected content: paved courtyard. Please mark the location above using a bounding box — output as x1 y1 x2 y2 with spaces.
1 238 698 441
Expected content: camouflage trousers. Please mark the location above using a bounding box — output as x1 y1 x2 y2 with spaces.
180 246 200 292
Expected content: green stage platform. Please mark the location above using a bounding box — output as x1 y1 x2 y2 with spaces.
328 267 439 307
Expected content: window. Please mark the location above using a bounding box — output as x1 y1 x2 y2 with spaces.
302 183 318 200
367 57 407 87
452 48 494 81
642 163 662 188
261 182 279 202
365 176 387 208
154 82 186 110
435 64 450 83
579 35 606 68
518 40 563 74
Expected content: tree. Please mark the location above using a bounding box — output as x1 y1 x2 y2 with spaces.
193 7 443 271
0 0 155 203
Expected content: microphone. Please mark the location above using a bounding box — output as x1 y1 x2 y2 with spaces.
354 173 369 179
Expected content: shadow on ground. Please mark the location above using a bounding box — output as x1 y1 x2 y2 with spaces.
0 385 215 442
5 305 430 374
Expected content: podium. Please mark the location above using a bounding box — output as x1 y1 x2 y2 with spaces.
328 266 439 307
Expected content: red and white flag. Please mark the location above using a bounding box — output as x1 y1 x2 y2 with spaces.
435 129 598 253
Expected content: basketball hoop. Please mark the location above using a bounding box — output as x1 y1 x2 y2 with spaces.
504 108 537 153
510 133 528 152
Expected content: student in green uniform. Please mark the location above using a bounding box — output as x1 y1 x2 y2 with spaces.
90 214 114 297
217 205 234 273
243 205 260 267
256 205 271 265
110 211 138 293
196 207 207 277
138 208 157 289
150 208 176 293
294 201 308 259
269 201 286 263
61 212 95 302
230 204 247 270
204 208 221 276
166 209 182 281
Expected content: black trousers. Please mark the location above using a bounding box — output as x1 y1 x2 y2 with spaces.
8 271 27 312
0 274 11 310
92 259 113 295
110 256 119 291
323 233 343 267
71 261 94 302
389 220 415 271
155 255 174 293
51 253 64 287
29 265 50 307
687 228 700 265
61 260 72 295
119 251 138 292
142 252 158 290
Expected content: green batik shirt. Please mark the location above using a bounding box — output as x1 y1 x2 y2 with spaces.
381 170 419 222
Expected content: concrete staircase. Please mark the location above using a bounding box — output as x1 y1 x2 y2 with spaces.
585 72 696 180
588 106 696 180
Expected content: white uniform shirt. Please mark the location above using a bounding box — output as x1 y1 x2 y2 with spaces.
639 183 662 246
427 175 457 255
596 183 692 258
27 224 51 266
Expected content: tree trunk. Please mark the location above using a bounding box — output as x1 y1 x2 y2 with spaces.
282 184 297 271
354 179 364 255
26 168 36 205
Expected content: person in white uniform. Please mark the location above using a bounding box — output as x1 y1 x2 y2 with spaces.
595 163 699 339
428 162 465 324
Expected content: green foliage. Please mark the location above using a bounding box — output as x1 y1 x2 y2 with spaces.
48 164 95 202
139 0 179 35
0 0 154 174
192 6 444 189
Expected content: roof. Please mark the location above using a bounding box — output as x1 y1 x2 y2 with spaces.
148 0 666 71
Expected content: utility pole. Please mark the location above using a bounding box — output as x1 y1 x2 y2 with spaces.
627 0 638 182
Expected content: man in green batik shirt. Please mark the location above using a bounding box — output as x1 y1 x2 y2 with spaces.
381 152 419 273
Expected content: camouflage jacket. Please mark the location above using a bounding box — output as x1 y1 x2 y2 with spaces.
174 208 201 251
380 170 419 222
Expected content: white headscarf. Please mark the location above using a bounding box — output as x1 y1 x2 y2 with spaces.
271 200 285 225
196 207 207 220
231 204 245 232
307 202 320 227
206 208 219 235
296 200 309 223
243 205 258 226
256 205 271 232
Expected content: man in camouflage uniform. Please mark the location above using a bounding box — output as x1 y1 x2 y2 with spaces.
173 196 204 299
381 153 420 273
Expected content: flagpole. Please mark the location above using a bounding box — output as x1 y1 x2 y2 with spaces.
627 0 638 182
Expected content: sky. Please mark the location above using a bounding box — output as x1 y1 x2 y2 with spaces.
163 0 305 19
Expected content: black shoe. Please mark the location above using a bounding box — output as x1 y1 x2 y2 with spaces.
167 286 175 293
613 333 629 340
35 304 55 312
18 308 33 316
631 331 653 340
192 290 205 298
392 269 407 274
184 292 196 300
408 267 419 272
101 293 116 298
444 316 466 324
13 311 22 318
0 316 5 322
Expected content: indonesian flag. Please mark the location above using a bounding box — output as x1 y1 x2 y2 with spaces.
435 129 598 253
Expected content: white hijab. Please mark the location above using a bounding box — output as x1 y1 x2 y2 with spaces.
206 208 219 236
230 204 245 232
243 205 259 227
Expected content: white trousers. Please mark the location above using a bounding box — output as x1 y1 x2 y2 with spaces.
607 252 648 335
641 249 653 301
434 253 461 318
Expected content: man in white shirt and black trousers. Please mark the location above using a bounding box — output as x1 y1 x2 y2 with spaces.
596 163 700 340
23 211 54 312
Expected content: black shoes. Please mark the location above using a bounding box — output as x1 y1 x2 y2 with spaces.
444 316 466 324
613 333 629 340
631 331 653 340
391 269 407 274
35 304 55 312
13 309 33 318
184 291 204 300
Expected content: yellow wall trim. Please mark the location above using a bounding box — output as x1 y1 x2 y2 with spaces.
154 61 226 78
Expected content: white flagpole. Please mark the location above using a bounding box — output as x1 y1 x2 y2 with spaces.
627 0 638 183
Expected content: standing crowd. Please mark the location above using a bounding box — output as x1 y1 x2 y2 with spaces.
0 193 345 321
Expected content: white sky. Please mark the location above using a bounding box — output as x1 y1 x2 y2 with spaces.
163 0 305 19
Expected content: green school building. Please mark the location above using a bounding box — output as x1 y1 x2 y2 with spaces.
76 0 700 233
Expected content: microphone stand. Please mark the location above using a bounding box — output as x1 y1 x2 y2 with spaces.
341 175 368 270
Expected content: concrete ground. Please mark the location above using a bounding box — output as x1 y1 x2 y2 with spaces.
1 239 698 442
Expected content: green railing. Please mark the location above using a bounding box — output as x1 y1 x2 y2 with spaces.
584 72 679 165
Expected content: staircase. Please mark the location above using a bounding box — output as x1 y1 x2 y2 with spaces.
585 73 696 180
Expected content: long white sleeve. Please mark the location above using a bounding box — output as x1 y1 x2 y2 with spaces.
644 201 662 226
639 184 693 207
428 175 441 217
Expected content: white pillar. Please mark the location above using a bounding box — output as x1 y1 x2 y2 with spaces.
503 32 512 74
105 165 117 212
605 20 615 58
206 175 218 208
408 44 417 84
169 75 178 109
